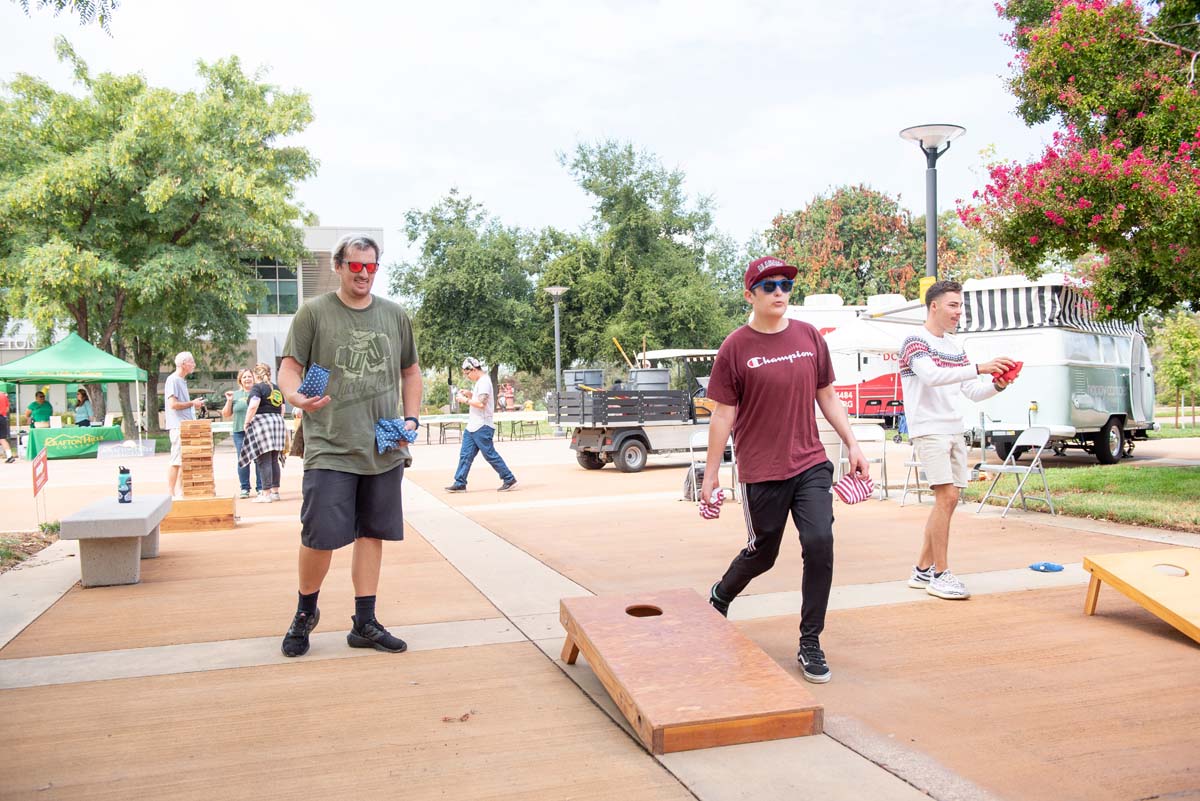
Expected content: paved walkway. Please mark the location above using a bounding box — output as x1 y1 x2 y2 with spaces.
1 435 1198 800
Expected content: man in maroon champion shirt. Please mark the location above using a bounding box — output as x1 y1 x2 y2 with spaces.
700 256 869 684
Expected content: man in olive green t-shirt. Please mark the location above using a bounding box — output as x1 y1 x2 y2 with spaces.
276 234 422 658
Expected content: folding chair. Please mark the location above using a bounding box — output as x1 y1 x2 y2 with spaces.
863 399 883 417
686 428 738 504
976 426 1056 518
839 423 887 499
900 453 926 506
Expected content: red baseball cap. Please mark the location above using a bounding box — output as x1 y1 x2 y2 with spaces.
744 256 798 292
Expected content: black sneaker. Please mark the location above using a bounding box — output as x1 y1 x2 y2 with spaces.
347 615 408 653
708 582 730 618
498 478 518 492
445 484 466 493
281 608 320 658
797 640 831 684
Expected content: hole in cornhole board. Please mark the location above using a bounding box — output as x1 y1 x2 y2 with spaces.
560 588 823 754
1153 564 1188 578
625 605 663 617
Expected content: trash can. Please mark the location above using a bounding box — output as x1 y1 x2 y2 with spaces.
562 369 603 390
628 368 669 391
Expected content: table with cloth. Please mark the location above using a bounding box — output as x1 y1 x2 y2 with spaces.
25 426 124 459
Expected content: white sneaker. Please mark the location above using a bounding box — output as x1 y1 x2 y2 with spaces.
927 570 970 600
907 565 935 589
252 494 273 504
270 491 281 502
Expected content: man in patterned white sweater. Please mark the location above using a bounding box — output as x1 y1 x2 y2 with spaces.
898 280 1015 600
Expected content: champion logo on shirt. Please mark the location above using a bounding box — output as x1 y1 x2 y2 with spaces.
746 350 815 369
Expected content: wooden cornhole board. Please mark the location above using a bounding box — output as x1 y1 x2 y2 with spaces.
559 588 823 755
1083 548 1200 645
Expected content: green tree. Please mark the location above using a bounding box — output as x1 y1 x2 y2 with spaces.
391 190 544 394
1158 311 1200 427
0 39 316 432
539 141 736 365
961 0 1200 317
767 185 962 303
14 0 117 32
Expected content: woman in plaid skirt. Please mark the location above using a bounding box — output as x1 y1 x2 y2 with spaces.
239 362 288 503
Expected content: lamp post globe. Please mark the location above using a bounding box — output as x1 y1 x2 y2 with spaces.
900 124 965 280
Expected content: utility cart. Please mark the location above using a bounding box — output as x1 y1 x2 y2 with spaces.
552 388 704 472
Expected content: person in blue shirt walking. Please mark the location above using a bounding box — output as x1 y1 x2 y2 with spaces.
445 357 517 493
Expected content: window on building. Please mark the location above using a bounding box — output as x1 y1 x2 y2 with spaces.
245 258 299 315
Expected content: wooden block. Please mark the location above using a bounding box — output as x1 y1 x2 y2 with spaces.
559 588 822 754
1083 548 1200 645
161 496 236 532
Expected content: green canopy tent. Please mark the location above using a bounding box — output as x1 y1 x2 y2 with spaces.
0 332 149 449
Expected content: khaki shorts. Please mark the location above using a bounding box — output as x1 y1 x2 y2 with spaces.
911 434 969 488
169 428 183 467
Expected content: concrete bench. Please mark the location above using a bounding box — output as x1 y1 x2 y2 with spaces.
59 494 173 588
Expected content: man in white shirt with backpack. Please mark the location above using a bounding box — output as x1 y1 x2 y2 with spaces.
899 280 1016 600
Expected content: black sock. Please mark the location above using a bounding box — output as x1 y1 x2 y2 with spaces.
298 590 319 616
933 570 944 578
355 595 377 625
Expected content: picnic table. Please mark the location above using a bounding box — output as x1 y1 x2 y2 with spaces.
421 411 548 444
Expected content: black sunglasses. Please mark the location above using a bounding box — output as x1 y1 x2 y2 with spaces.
752 278 794 294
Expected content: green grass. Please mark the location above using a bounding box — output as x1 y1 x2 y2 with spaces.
963 464 1200 531
1147 424 1200 439
0 539 18 562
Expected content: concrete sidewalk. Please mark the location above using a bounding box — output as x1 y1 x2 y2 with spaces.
2 435 1198 800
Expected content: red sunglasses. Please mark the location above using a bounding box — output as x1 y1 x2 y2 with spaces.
346 262 379 274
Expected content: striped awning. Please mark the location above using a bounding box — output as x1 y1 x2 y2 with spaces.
961 285 1142 336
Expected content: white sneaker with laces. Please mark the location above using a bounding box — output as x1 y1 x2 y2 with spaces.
252 494 273 504
927 570 970 600
907 565 935 589
270 491 281 502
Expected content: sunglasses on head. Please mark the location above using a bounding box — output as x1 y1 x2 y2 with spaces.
752 278 794 294
346 262 379 274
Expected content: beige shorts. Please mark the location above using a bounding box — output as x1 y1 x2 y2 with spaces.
169 428 183 466
911 434 969 488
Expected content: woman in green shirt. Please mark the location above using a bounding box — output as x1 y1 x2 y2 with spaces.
222 369 261 498
26 392 53 428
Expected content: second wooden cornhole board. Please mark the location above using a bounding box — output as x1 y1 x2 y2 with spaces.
559 588 823 755
1083 548 1200 645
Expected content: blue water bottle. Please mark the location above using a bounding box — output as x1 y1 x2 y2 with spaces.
118 466 132 503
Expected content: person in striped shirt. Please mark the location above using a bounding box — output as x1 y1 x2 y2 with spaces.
899 280 1015 600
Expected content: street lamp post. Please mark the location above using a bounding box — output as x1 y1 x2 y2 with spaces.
544 285 569 397
899 124 965 280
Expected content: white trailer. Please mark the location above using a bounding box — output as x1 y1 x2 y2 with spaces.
951 274 1157 463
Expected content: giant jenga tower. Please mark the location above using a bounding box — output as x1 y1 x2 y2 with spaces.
161 418 236 532
179 419 216 497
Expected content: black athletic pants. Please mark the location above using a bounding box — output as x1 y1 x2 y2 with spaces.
715 460 835 643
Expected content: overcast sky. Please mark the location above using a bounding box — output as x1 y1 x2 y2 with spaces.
2 1 1053 282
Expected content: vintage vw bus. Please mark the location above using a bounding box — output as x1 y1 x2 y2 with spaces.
953 274 1156 464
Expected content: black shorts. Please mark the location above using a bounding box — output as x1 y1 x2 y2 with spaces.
300 464 405 551
0 415 9 440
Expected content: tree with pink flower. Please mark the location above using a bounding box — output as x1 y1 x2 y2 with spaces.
960 0 1200 316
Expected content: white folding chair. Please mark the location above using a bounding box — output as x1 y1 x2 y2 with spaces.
687 428 738 504
900 453 926 506
976 426 1056 518
839 423 887 499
